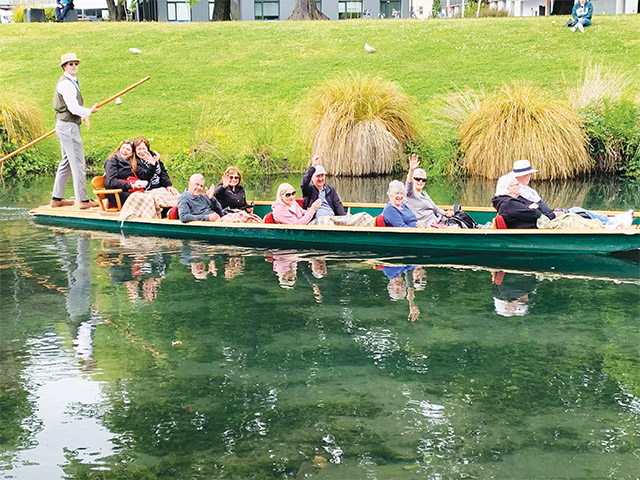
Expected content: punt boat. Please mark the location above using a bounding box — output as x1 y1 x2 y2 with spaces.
29 202 640 258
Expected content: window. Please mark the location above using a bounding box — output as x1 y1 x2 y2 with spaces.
255 0 279 20
338 0 362 18
167 1 190 21
379 0 401 18
209 1 215 20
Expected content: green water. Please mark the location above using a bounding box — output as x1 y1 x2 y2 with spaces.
0 176 639 479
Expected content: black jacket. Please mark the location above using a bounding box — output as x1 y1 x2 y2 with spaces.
300 166 345 215
491 195 555 229
214 184 247 210
137 158 172 190
104 154 136 191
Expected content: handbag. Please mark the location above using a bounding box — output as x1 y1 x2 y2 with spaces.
126 176 146 193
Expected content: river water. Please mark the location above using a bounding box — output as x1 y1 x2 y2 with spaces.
0 175 639 479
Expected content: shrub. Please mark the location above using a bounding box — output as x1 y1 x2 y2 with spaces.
582 98 640 175
459 82 590 180
299 72 418 176
12 5 25 22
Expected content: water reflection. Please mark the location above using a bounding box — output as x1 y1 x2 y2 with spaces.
491 271 539 318
1 225 639 479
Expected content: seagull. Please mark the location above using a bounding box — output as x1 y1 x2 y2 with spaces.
115 97 122 105
364 43 376 53
128 47 142 54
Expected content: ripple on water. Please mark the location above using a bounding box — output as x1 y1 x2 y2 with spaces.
0 206 32 222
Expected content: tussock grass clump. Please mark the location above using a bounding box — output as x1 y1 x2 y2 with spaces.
432 88 485 131
0 95 46 152
459 83 590 180
300 72 418 176
567 63 632 112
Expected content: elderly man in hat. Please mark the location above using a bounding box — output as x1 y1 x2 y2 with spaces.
51 53 99 209
300 154 374 226
512 159 565 219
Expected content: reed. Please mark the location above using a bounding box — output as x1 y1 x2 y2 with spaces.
459 83 590 180
300 72 418 176
567 63 633 112
432 87 485 132
0 95 46 153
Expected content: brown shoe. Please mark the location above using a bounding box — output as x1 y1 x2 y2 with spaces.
79 199 99 210
50 199 75 207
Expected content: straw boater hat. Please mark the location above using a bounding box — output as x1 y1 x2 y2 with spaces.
60 53 80 67
512 159 538 177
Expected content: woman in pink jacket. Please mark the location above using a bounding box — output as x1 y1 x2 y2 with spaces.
272 183 321 224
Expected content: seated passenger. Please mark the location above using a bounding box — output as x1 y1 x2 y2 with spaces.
178 174 223 223
301 154 374 226
382 180 426 228
133 137 179 196
405 154 454 226
272 183 321 225
214 166 250 212
491 173 557 229
104 140 145 208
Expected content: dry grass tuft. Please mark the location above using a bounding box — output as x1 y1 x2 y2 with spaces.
459 82 591 180
567 63 633 112
300 72 418 176
432 87 486 131
0 95 46 151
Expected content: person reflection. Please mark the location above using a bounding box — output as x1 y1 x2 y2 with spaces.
110 251 170 301
379 265 422 322
224 256 244 280
180 243 216 280
54 232 95 365
268 251 299 289
492 270 539 317
301 258 327 303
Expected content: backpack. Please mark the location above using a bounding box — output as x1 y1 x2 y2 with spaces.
446 204 478 229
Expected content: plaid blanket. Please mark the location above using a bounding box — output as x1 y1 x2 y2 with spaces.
119 188 179 221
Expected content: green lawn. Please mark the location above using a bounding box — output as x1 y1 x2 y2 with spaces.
2 15 639 174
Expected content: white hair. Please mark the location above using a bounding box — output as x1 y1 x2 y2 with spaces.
276 182 294 199
189 173 204 184
495 173 517 197
413 168 427 179
387 180 406 196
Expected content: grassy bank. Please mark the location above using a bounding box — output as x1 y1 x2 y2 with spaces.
1 15 639 175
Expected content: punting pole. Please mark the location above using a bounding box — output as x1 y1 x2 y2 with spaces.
0 76 151 165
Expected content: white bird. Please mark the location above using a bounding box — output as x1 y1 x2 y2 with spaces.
364 43 376 53
115 97 122 105
128 47 142 54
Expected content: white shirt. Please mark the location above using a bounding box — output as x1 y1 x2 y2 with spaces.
518 184 542 203
56 73 92 118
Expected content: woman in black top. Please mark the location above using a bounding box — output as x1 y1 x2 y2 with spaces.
491 173 556 229
133 137 179 195
214 166 250 212
104 140 144 207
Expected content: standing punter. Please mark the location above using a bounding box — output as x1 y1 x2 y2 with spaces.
51 53 99 209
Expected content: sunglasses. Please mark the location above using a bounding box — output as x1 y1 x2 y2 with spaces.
228 175 240 180
413 177 427 182
67 62 79 66
284 191 296 198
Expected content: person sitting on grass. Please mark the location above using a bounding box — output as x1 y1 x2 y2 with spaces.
178 174 223 223
568 0 592 32
55 0 73 21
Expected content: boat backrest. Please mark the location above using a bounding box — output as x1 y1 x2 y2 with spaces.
91 175 106 190
167 206 179 220
493 214 508 229
374 214 386 227
264 212 275 224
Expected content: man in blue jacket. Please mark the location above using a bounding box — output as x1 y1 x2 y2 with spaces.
570 0 592 32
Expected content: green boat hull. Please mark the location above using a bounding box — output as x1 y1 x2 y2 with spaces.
30 206 640 257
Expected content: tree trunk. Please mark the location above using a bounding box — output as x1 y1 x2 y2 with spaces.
106 0 128 20
212 0 231 20
287 0 330 20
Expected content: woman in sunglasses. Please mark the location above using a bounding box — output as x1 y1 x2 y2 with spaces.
405 153 454 226
214 166 251 212
272 183 321 225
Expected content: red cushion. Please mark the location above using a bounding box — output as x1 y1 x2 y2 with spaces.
374 214 386 227
168 206 179 220
494 214 507 229
295 198 303 207
264 212 275 224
